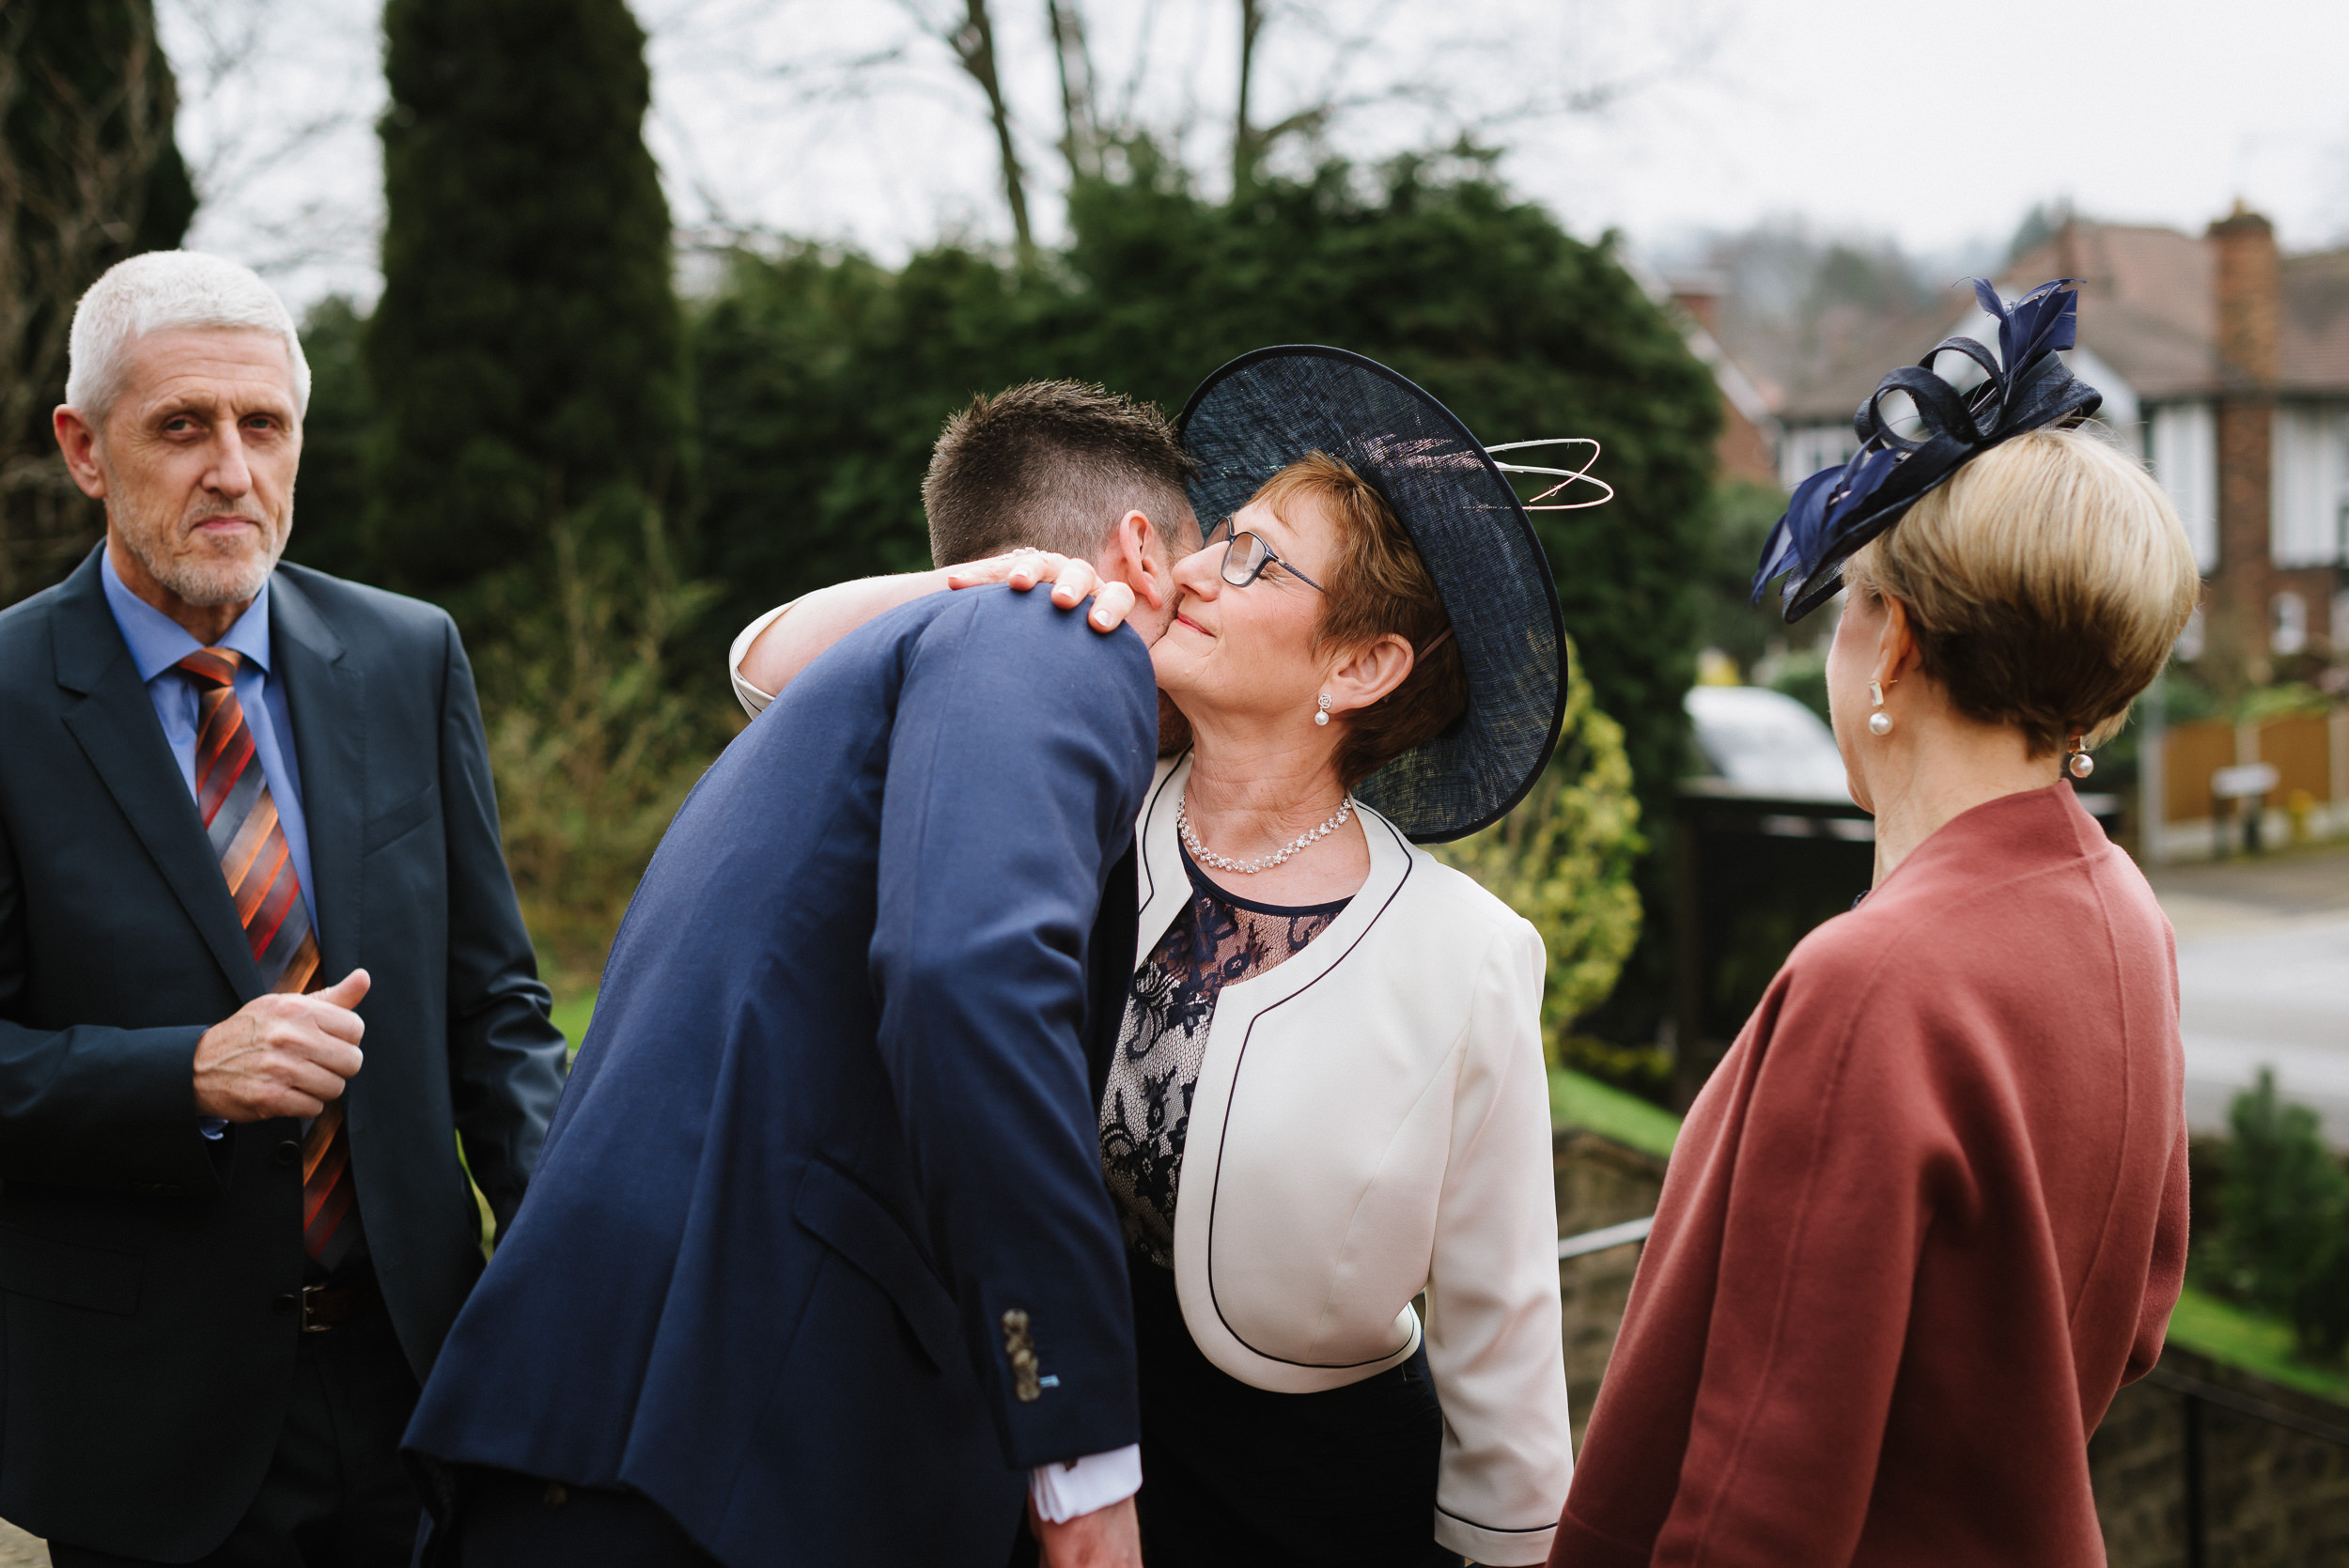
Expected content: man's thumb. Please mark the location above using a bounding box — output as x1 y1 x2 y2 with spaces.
318 968 371 1007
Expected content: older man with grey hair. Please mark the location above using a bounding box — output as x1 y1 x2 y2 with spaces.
0 250 566 1565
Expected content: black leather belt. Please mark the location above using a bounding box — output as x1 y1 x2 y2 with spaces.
297 1267 380 1332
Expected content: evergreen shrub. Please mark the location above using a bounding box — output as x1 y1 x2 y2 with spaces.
360 0 709 987
1432 637 1644 1065
2204 1069 2349 1363
367 0 685 616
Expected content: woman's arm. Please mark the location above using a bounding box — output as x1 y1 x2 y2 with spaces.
733 570 953 716
730 552 1129 717
1424 920 1576 1567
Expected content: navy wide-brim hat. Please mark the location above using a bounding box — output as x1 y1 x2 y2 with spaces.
1176 346 1568 844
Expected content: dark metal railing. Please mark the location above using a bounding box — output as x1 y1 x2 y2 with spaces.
2140 1361 2349 1568
1556 1216 1654 1261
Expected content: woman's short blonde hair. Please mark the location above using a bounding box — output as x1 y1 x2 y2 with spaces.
1844 426 2201 756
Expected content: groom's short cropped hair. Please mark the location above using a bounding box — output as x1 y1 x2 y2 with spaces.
924 380 1197 567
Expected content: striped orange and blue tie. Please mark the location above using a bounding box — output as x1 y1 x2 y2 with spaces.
179 648 355 1271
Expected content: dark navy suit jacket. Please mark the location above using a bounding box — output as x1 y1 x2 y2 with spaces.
0 550 567 1560
404 586 1158 1564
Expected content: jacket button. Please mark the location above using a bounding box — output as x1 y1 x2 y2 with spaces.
274 1141 301 1166
272 1293 298 1316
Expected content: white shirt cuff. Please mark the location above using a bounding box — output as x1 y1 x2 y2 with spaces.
727 601 795 719
1028 1444 1142 1524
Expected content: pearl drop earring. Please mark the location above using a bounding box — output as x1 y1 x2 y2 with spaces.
1866 679 1892 737
2066 736 2094 779
1313 692 1331 727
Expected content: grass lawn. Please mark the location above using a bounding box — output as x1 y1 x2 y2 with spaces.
1549 1066 1682 1160
550 990 596 1055
2165 1284 2349 1402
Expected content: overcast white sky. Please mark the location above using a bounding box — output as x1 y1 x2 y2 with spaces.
159 0 2349 312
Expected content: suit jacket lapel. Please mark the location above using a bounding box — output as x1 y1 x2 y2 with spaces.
269 573 363 986
50 551 266 1001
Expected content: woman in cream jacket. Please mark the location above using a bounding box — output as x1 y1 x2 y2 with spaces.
1094 356 1577 1560
1111 741 1567 1566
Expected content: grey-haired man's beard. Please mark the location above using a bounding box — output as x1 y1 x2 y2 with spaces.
107 472 290 608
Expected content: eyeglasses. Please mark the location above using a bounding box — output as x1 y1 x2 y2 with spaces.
1210 518 1325 593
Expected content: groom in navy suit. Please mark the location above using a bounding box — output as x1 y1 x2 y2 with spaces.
404 384 1196 1567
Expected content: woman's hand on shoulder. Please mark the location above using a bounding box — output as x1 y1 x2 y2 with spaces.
946 550 1136 633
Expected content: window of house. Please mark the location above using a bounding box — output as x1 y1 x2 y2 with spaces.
2271 404 2349 568
1777 424 1859 490
2273 591 2309 657
2175 605 2206 662
2149 402 2218 572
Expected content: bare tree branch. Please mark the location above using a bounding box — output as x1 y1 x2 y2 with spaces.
1233 0 1267 189
1105 0 1163 142
896 0 1033 255
1046 0 1101 181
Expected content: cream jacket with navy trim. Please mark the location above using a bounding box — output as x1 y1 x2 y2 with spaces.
1141 753 1573 1564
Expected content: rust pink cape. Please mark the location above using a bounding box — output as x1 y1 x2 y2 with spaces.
1553 783 2187 1567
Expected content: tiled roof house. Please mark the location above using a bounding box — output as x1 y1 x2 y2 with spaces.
1763 206 2349 682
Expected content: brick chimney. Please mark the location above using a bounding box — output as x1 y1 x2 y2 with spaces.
2205 202 2281 686
2212 202 2280 386
1668 272 1726 337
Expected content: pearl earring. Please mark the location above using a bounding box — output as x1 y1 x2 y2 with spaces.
1313 692 1331 727
1866 679 1892 737
2066 737 2094 779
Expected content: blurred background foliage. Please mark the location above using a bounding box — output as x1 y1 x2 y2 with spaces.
295 0 708 987
0 0 195 603
1432 635 1645 1060
361 0 686 623
2199 1070 2349 1365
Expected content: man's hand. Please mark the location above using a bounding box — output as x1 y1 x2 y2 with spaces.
946 550 1136 634
193 969 371 1122
1032 1496 1143 1568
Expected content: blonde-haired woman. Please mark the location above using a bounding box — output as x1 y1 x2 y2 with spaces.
1551 282 2201 1568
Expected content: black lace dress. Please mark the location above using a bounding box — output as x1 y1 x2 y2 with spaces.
1097 847 1456 1568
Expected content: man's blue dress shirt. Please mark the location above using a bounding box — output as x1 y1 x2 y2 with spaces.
98 550 318 935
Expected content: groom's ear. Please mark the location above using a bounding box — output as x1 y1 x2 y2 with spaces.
1101 509 1172 612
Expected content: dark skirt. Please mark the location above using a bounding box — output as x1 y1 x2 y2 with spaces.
1129 1258 1460 1568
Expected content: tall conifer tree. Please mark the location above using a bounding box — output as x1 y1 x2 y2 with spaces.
0 0 195 604
366 0 682 613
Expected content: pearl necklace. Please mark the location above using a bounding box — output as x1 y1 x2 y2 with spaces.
1177 791 1353 875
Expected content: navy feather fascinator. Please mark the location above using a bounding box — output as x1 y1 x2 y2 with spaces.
1751 278 2104 621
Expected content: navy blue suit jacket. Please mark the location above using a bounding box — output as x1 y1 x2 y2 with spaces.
405 586 1158 1564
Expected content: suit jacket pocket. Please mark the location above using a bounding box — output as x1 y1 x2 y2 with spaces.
0 1225 141 1314
361 785 438 857
792 1160 959 1373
